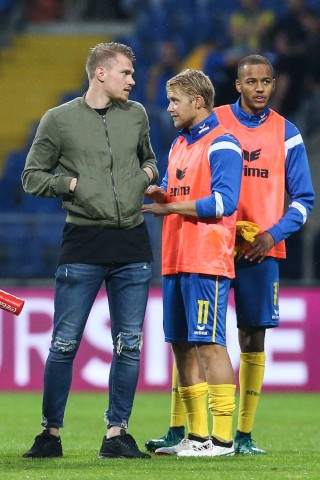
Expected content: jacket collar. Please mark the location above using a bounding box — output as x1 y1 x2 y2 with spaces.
180 112 220 143
230 98 271 126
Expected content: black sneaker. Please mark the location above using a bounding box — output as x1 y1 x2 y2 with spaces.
23 429 63 458
99 432 151 459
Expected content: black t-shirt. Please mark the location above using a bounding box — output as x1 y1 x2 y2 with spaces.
58 106 153 266
58 221 153 265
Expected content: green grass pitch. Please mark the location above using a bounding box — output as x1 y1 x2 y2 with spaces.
0 391 319 479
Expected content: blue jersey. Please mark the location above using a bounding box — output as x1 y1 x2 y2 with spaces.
160 112 242 219
228 99 315 244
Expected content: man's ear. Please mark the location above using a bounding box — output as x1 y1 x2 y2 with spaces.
96 66 105 83
235 79 241 93
195 95 205 109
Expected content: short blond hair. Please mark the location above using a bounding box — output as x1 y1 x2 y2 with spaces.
166 69 215 110
85 42 135 79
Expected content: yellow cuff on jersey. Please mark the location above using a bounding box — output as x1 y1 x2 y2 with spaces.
234 221 261 260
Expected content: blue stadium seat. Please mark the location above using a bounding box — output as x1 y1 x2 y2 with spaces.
2 150 26 179
21 194 63 214
0 221 41 278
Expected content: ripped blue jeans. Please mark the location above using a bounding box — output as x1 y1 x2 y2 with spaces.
41 262 152 430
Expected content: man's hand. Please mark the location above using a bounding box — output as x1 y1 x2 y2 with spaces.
69 177 77 193
144 185 167 203
141 202 171 217
242 231 275 263
142 199 198 217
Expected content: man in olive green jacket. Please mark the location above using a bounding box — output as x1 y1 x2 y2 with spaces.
22 42 158 460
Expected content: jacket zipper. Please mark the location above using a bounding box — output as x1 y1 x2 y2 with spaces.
102 115 121 227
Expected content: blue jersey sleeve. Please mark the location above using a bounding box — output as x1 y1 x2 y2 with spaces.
266 121 315 244
160 138 178 192
160 170 168 191
195 134 243 218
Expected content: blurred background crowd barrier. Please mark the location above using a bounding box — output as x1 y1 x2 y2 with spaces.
2 287 319 391
0 0 320 287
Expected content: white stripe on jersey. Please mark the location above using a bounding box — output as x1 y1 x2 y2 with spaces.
215 192 224 217
285 134 303 157
289 201 307 224
208 140 242 162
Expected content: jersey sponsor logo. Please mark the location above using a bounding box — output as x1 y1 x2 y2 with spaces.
176 167 187 180
198 123 209 134
242 148 261 162
197 324 206 331
242 149 269 178
243 165 269 178
169 185 190 197
259 113 268 123
272 309 280 320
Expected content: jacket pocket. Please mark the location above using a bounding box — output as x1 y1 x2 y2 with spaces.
119 169 150 216
66 176 117 221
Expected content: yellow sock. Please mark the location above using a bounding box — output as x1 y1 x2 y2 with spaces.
170 362 186 427
179 382 209 438
208 384 236 442
237 352 266 433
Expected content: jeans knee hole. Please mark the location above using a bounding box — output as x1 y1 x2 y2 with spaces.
53 337 77 353
116 332 143 355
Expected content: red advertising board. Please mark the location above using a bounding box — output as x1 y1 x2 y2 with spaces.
0 287 319 391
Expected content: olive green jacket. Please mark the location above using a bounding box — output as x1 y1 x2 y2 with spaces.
22 96 158 228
